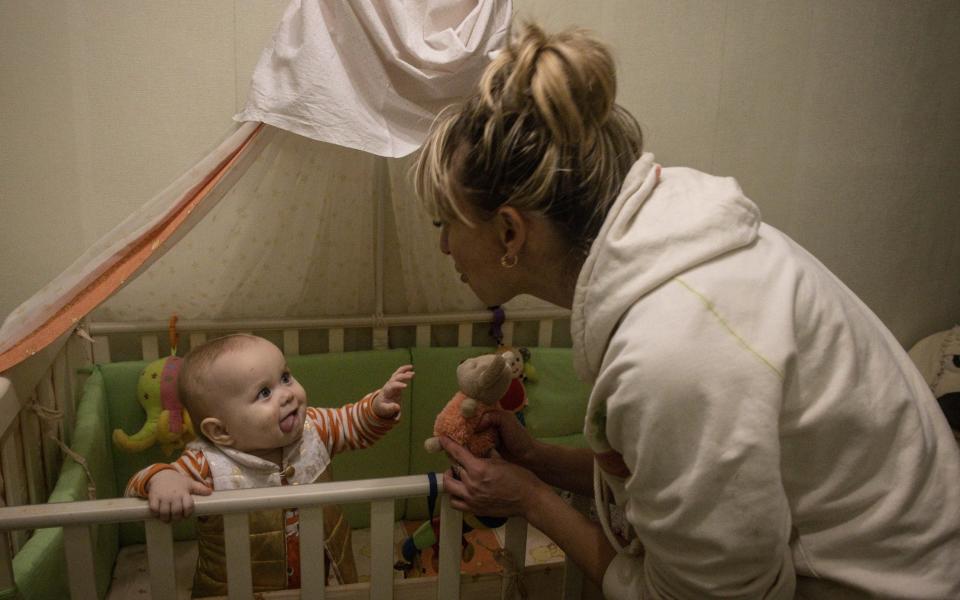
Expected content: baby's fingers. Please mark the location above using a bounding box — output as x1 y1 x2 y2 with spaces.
190 481 213 496
391 365 415 381
180 495 195 519
384 381 408 395
150 496 172 523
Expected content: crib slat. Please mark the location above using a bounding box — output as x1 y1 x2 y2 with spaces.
223 513 253 599
372 327 389 351
92 335 111 364
52 349 73 447
0 415 28 551
415 324 431 348
438 494 462 600
501 321 515 347
537 319 554 348
19 391 45 505
329 328 344 353
457 323 472 348
283 329 300 356
145 520 178 600
189 332 207 351
501 517 528 600
561 555 585 600
369 499 394 600
0 383 17 454
37 373 61 492
141 335 160 361
299 505 326 599
63 524 98 600
561 496 589 600
0 531 14 598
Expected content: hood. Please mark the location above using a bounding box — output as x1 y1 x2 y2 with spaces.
571 154 761 382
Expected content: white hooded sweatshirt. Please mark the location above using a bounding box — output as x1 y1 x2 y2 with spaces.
572 154 960 599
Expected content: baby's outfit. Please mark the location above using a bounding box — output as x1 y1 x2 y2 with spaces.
127 396 397 597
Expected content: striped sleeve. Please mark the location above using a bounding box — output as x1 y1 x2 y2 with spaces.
124 447 212 497
307 393 398 456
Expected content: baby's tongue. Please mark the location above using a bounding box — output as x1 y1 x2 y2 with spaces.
280 412 297 433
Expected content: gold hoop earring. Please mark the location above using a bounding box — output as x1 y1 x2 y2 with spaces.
500 254 518 269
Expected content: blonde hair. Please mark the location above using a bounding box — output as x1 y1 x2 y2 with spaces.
177 333 261 424
415 22 643 251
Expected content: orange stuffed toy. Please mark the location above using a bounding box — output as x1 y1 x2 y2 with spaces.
424 353 513 457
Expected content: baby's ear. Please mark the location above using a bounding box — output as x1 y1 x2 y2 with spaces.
200 417 233 446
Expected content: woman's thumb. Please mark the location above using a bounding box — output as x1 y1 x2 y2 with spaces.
475 410 502 433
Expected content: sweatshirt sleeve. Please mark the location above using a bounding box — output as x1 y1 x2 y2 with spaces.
596 284 796 599
124 448 212 497
307 392 398 457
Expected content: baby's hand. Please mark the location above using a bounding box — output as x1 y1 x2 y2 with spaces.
374 364 414 419
145 469 212 523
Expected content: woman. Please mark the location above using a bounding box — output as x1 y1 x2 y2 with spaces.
414 22 960 599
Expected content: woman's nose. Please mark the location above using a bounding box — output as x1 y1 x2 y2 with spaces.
439 226 450 255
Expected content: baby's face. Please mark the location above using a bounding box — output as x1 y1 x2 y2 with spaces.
207 338 307 454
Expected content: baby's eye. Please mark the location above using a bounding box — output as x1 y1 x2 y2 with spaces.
281 372 292 384
257 387 272 400
432 220 443 228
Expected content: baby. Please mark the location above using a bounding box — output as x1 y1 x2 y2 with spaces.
125 333 413 596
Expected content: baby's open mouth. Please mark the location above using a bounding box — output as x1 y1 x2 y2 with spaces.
279 410 299 433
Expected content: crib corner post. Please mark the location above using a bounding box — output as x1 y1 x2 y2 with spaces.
0 530 18 600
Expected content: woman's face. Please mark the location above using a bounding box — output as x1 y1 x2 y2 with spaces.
438 203 515 306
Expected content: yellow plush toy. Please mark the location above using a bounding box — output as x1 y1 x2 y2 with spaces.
112 316 195 455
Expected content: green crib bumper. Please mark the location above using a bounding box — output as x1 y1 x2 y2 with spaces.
13 368 119 599
12 346 590 598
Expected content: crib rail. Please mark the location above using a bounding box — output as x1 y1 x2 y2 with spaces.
0 309 583 598
0 474 543 600
87 307 571 362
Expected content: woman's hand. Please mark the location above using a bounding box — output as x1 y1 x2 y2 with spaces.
442 437 618 591
474 409 540 468
439 436 551 519
482 410 596 497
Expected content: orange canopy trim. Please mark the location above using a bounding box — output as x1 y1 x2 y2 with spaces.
0 123 264 374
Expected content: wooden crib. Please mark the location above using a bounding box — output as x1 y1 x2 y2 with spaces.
0 309 598 599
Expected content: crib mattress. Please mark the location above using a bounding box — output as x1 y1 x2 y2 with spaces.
106 521 564 598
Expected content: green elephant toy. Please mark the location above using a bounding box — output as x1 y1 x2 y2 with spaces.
113 338 195 455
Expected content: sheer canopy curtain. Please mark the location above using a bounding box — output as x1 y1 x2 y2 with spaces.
0 0 538 369
94 128 554 323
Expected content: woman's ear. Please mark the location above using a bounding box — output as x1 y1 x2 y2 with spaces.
495 206 527 255
201 417 233 446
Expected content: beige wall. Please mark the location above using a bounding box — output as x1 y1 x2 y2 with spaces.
1 1 957 347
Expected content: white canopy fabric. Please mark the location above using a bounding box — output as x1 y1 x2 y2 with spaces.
94 129 547 324
0 0 530 372
0 123 266 369
234 0 512 157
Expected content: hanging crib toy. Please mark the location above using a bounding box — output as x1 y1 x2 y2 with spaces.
112 315 196 455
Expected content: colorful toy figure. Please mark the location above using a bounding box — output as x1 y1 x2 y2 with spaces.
496 345 536 425
112 316 195 455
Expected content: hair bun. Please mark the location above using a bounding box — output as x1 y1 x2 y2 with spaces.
480 22 616 144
